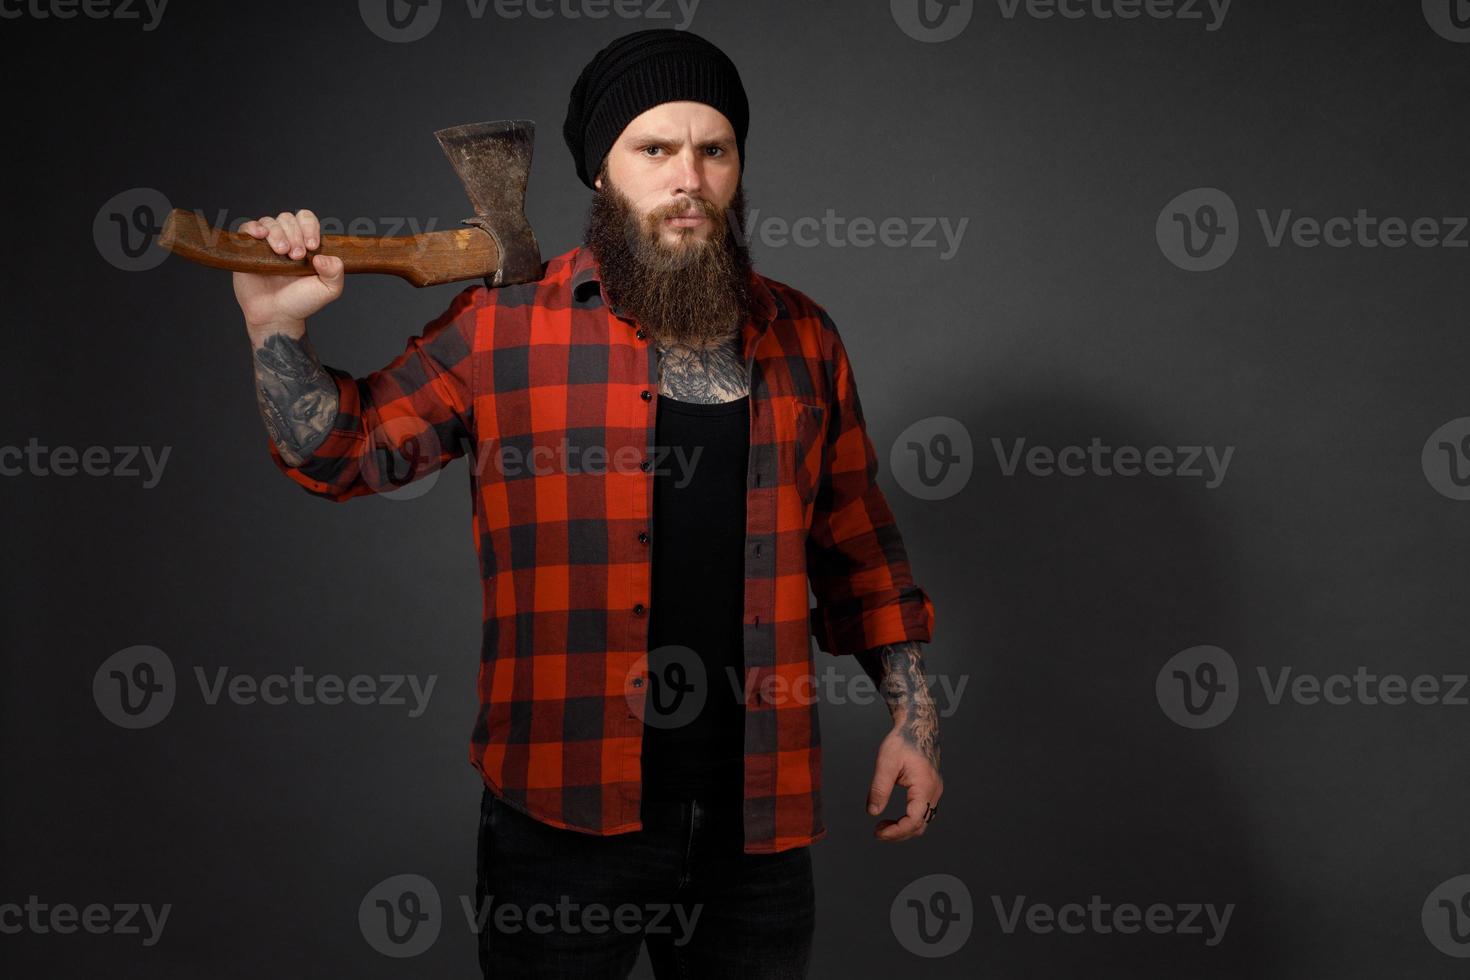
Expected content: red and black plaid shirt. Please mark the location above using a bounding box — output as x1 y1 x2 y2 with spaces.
268 243 936 853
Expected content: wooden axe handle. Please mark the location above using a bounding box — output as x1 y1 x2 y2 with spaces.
156 208 513 287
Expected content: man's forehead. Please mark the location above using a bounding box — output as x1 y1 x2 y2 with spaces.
618 102 735 140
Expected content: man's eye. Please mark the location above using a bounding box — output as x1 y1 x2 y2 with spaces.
705 146 724 157
642 146 663 156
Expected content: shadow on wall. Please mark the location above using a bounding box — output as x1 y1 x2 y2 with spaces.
958 386 1280 977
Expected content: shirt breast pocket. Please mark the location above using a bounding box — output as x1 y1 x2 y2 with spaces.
792 401 828 506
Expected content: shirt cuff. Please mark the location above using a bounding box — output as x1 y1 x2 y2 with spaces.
264 367 364 496
810 584 936 658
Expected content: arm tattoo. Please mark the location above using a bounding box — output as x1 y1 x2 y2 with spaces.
655 334 749 403
855 640 942 773
252 332 337 466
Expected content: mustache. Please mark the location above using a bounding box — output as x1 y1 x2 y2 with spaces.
650 197 720 221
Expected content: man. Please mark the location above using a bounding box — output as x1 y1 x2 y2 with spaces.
234 28 941 980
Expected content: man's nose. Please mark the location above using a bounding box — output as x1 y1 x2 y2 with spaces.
671 147 704 196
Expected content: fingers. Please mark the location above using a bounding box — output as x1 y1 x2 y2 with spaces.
867 749 901 816
297 209 319 250
874 798 926 842
874 782 943 843
274 211 305 259
240 209 320 260
312 253 344 295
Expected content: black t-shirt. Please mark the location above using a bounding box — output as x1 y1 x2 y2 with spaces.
640 393 750 810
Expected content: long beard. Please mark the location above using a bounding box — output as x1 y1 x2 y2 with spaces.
583 171 754 348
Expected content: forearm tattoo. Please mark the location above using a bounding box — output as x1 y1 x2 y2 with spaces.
656 334 749 403
855 640 942 773
252 332 337 466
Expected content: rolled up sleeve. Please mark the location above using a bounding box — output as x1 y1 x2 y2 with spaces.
804 311 936 657
267 284 482 501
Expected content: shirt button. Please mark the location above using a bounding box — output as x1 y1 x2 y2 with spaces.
640 458 651 472
632 677 644 688
640 389 652 401
634 603 646 616
635 328 647 340
754 543 762 556
638 531 649 544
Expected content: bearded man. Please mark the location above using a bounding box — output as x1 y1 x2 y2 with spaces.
235 28 941 980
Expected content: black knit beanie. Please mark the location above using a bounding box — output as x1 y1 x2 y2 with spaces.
563 29 749 190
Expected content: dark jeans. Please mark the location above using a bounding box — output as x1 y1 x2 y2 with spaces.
474 787 815 979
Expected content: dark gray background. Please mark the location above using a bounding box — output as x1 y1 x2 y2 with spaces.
4 0 1470 976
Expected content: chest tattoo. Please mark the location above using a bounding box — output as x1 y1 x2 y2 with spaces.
655 334 750 403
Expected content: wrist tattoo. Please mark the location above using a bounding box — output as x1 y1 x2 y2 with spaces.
857 640 942 773
252 332 337 466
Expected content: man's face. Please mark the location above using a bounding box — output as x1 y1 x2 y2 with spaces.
583 100 753 348
596 101 741 252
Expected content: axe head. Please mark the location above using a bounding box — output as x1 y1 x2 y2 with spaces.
436 119 543 286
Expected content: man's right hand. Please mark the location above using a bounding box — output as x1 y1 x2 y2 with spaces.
233 209 345 338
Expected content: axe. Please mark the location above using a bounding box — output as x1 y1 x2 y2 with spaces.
156 119 542 287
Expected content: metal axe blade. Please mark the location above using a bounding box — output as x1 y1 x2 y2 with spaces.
435 119 543 286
